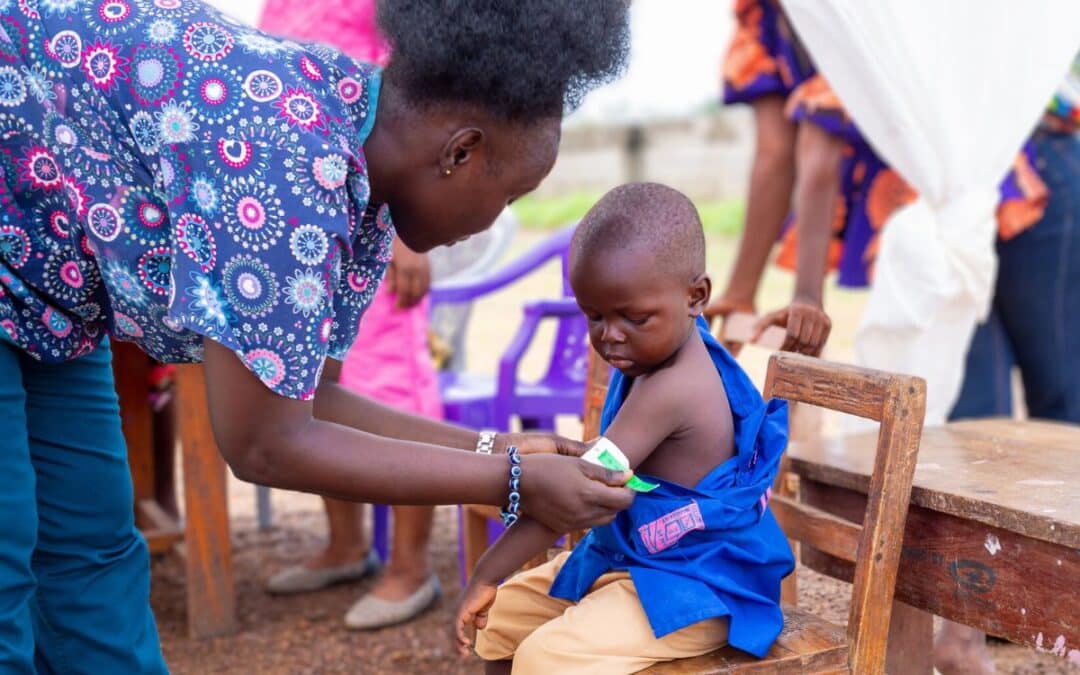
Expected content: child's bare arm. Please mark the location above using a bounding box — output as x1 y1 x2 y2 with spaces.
454 516 561 655
600 373 687 469
472 516 561 585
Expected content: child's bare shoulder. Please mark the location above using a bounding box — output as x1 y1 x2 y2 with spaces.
639 334 728 419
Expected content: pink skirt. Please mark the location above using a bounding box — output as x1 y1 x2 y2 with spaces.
339 286 443 420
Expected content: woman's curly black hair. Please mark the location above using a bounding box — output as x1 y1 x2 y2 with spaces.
377 0 630 121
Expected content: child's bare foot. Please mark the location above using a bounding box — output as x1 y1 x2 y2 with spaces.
934 622 996 675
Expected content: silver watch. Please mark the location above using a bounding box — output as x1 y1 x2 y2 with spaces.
475 429 497 454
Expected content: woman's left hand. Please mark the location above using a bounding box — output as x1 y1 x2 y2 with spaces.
499 431 586 457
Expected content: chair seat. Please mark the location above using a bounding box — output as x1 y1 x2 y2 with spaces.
643 606 849 674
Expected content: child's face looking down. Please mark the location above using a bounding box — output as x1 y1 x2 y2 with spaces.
570 244 710 378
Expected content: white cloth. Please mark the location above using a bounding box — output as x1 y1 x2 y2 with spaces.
780 0 1080 425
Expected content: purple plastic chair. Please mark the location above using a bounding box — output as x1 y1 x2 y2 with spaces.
371 225 588 574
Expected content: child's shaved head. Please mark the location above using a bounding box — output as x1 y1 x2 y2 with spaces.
570 183 706 283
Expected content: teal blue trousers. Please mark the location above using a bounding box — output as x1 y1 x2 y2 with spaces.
0 336 166 674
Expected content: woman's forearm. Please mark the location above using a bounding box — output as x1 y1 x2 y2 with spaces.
255 417 507 505
313 379 479 451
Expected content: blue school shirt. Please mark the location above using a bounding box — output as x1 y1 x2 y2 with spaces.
0 0 391 400
549 317 795 658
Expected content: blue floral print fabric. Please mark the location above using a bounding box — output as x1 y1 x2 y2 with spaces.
0 0 393 399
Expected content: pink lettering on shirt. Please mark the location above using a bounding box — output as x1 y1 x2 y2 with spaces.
637 501 705 554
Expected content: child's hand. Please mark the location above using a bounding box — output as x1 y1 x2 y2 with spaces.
453 579 498 657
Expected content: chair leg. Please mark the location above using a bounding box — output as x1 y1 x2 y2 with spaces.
255 485 272 531
372 504 391 563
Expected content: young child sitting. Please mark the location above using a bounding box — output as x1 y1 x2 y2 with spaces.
453 183 795 674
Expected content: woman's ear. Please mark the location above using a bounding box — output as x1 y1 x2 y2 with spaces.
688 273 712 317
439 127 485 175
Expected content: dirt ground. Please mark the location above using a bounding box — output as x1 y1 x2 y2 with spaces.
154 231 1073 674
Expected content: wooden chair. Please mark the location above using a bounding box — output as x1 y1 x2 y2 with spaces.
644 353 926 673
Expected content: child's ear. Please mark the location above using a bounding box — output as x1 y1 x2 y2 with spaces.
688 273 711 317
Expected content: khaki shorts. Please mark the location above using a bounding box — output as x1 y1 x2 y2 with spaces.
476 551 729 675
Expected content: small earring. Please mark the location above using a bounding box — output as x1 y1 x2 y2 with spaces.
443 167 452 176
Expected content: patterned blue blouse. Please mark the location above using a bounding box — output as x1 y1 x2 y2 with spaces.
0 0 393 399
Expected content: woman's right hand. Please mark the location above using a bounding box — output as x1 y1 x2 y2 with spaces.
753 297 831 356
519 454 634 533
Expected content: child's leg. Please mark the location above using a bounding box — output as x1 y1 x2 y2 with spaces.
475 553 576 664
511 572 728 675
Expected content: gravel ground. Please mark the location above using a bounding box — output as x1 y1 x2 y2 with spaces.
153 505 1073 674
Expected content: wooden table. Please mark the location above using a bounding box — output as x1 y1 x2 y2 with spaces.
788 418 1080 671
112 345 236 640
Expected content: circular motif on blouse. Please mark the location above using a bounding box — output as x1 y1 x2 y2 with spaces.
175 212 216 271
99 0 131 23
244 347 286 389
222 254 277 318
284 268 326 317
216 138 252 169
183 61 242 124
318 316 332 343
48 30 82 68
52 122 78 147
336 77 361 104
82 40 127 91
189 173 218 215
289 224 329 266
137 245 171 295
277 87 322 131
221 177 284 251
113 310 144 338
129 44 181 106
347 270 369 293
42 307 73 338
242 68 281 103
0 224 31 267
103 260 146 306
0 65 27 106
86 203 122 242
49 209 70 238
182 22 233 62
156 99 198 143
235 196 265 230
129 110 160 154
20 146 62 191
146 17 176 43
59 259 83 287
312 153 347 191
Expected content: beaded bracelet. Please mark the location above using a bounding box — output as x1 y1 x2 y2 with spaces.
499 445 522 527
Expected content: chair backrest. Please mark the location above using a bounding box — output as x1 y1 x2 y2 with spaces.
763 353 925 674
573 339 926 674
